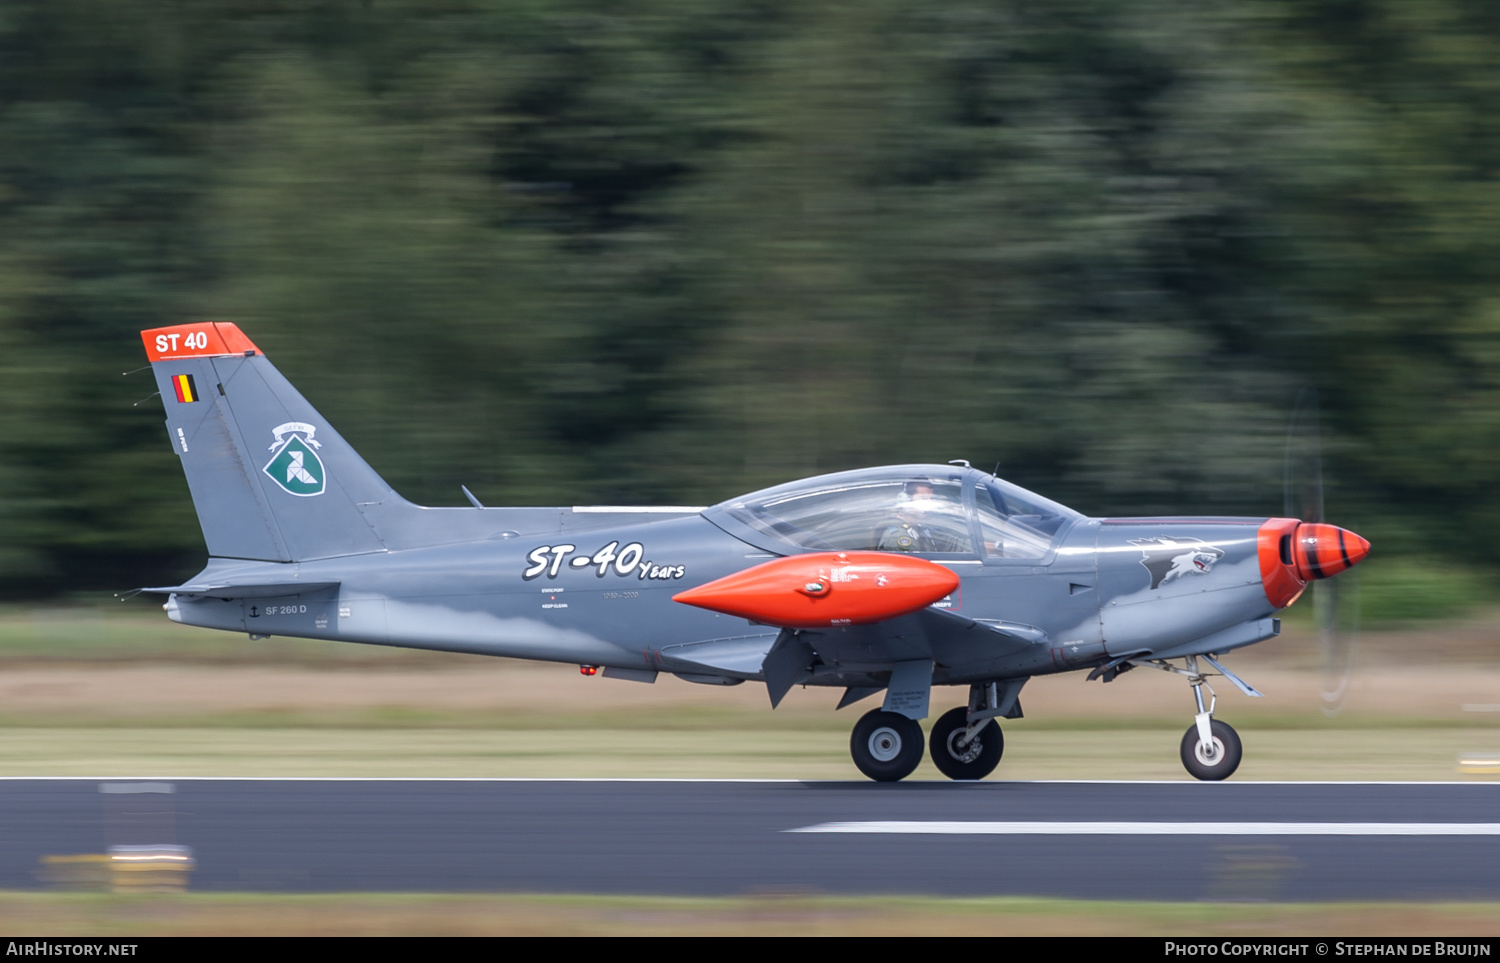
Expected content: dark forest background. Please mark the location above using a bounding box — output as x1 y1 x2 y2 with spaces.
2 0 1498 617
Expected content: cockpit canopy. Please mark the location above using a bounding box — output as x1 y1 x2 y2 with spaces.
706 464 1082 559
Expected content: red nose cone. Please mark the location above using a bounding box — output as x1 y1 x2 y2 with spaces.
1294 523 1371 581
672 552 961 629
1258 518 1370 609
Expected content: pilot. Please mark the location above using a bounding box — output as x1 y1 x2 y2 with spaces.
878 480 943 552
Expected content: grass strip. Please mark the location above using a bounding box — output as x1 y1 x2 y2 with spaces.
1 892 1498 936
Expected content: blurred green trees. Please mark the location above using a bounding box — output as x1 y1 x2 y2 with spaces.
3 0 1500 604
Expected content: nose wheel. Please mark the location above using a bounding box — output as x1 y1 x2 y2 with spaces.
1180 718 1242 780
850 709 924 782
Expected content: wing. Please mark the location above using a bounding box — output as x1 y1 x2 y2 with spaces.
758 607 1047 707
670 551 1049 712
655 609 1046 703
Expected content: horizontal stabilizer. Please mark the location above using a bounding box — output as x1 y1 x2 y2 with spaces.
139 580 339 599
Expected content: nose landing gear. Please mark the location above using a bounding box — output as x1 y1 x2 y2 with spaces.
1138 653 1257 780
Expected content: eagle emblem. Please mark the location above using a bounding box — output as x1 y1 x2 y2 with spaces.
262 421 326 497
1128 536 1225 590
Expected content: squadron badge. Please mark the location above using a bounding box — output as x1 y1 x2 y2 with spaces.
263 421 326 497
1129 536 1224 590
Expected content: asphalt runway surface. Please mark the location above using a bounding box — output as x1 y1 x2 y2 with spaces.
5 778 1500 900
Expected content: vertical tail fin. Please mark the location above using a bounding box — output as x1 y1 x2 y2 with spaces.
144 323 392 561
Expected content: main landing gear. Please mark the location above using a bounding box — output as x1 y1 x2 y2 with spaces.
850 709 924 781
929 707 1003 780
850 682 1009 782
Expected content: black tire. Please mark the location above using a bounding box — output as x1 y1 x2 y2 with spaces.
928 706 1003 780
1179 719 1242 781
850 709 924 782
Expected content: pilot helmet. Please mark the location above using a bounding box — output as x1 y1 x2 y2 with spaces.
896 478 939 511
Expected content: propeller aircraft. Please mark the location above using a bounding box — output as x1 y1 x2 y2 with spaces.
134 322 1370 781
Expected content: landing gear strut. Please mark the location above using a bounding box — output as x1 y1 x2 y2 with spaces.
850 708 923 782
1178 654 1241 780
1141 654 1250 781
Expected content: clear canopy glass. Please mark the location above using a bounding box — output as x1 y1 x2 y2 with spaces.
713 464 1081 558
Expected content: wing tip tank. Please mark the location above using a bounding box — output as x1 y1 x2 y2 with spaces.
673 551 960 629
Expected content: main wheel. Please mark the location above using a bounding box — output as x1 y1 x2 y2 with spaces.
928 706 1003 780
850 709 924 782
1179 719 1242 781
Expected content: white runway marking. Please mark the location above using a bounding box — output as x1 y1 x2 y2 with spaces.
786 821 1500 835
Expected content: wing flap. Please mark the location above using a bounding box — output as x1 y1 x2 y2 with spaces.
658 634 779 676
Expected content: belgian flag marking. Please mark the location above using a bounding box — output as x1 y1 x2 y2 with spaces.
172 373 198 403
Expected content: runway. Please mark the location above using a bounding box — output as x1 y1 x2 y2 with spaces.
5 778 1499 900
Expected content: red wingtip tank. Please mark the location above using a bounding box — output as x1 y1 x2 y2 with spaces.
672 552 961 629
